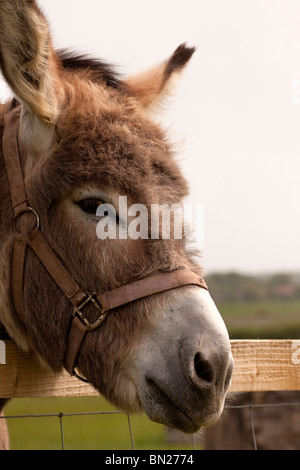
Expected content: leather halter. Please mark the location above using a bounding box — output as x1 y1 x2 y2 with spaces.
2 106 208 380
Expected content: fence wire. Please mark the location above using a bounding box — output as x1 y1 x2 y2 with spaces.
0 399 300 450
221 399 300 450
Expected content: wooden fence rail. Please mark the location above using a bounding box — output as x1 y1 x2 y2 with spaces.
0 339 300 398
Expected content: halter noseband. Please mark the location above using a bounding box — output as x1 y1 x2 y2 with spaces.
2 106 208 381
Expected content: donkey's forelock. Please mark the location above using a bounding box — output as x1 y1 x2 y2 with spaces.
58 49 124 91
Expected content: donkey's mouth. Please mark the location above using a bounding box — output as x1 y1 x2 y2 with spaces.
142 378 200 433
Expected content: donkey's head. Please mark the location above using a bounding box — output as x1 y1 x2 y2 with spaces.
0 1 233 433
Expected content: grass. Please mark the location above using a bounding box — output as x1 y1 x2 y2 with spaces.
219 298 300 339
4 397 199 450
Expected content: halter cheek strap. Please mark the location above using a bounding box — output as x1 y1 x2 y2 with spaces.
2 106 208 380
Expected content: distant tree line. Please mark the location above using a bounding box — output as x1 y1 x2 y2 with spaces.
206 272 300 302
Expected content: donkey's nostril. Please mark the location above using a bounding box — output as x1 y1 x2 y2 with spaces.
194 352 214 383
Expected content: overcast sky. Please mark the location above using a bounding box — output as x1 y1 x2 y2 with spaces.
1 0 300 274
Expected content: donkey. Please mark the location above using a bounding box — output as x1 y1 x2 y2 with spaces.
0 1 233 449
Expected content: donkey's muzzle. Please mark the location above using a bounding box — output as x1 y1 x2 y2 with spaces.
134 287 233 432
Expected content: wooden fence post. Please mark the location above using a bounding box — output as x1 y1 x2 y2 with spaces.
0 339 299 397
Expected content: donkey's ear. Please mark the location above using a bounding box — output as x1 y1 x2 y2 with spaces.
0 0 63 125
126 44 195 112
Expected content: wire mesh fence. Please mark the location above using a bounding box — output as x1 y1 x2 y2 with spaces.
1 408 202 450
225 400 300 450
204 391 300 450
1 410 135 450
1 393 300 450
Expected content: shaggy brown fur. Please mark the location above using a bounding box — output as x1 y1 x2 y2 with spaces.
0 0 209 448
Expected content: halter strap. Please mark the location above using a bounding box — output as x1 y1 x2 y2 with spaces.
2 106 208 380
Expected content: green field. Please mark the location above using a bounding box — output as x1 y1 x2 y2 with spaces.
5 397 199 450
218 298 300 339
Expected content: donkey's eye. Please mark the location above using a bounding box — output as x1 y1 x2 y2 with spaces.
76 198 103 215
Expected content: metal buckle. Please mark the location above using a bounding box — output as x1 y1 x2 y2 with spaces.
14 206 40 233
70 294 108 384
72 294 108 332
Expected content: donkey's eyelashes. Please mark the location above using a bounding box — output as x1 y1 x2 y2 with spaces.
76 198 104 215
76 198 119 225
